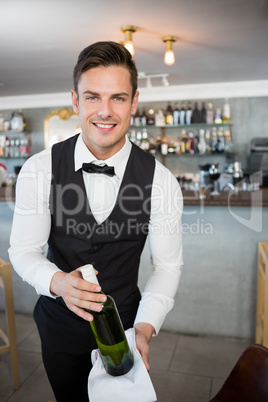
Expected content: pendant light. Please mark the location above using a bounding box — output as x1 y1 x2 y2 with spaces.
162 36 177 66
121 25 137 56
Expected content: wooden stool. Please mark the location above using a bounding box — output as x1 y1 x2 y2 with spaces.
0 259 20 390
256 242 268 347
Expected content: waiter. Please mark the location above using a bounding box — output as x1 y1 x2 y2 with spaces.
9 41 183 401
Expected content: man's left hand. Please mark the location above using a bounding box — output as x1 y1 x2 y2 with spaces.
134 322 155 371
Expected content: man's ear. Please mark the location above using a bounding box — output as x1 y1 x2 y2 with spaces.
131 91 139 115
71 89 79 114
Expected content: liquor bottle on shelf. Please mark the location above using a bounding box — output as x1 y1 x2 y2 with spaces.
10 110 26 132
188 132 195 154
165 103 174 125
200 102 207 123
148 137 157 154
156 136 162 153
222 100 231 123
3 114 10 131
0 114 4 131
179 102 186 125
134 109 141 126
81 265 134 377
4 137 10 157
205 130 212 154
185 102 193 125
147 108 155 125
173 103 180 125
129 129 136 144
141 128 149 151
155 108 165 126
206 102 214 124
210 128 218 153
0 135 5 156
181 130 188 153
168 139 176 154
194 131 200 154
192 102 201 124
214 108 223 124
135 131 142 147
161 136 169 155
141 108 147 126
223 128 232 153
216 128 225 153
197 129 206 154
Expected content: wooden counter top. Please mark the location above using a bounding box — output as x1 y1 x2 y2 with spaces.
0 186 15 202
183 189 268 207
1 185 268 207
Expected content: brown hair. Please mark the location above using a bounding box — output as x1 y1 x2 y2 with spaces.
73 41 138 99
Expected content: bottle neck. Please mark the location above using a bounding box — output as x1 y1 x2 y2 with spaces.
81 264 99 286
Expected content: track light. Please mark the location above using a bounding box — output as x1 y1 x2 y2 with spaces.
138 73 170 88
162 74 169 86
146 77 152 88
162 36 177 66
121 25 137 56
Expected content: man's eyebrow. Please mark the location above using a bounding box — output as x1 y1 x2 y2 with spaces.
82 90 130 98
112 92 130 98
83 90 100 96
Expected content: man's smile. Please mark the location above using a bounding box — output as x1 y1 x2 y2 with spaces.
93 123 117 129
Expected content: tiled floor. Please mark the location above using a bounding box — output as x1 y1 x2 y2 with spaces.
0 312 251 402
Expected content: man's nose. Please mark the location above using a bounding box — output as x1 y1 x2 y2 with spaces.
97 100 113 119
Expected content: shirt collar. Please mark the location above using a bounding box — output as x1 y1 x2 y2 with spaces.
74 133 132 179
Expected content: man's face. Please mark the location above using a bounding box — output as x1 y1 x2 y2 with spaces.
71 65 139 160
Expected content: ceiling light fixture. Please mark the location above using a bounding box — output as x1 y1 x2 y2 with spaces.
146 77 152 88
162 74 169 86
138 73 170 88
121 25 137 57
162 36 177 66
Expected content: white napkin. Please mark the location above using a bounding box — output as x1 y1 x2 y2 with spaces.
88 327 157 402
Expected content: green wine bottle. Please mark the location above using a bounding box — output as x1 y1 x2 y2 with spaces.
81 265 134 376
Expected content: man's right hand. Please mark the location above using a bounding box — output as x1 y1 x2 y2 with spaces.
49 267 107 321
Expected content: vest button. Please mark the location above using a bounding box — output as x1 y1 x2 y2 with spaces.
92 244 100 251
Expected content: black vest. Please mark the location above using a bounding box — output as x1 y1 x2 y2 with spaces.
47 134 155 312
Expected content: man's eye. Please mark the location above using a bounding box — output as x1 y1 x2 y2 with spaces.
86 96 97 101
114 97 124 101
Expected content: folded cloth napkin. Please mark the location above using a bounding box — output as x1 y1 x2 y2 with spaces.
88 327 157 402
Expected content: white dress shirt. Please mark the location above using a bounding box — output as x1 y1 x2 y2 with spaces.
9 134 183 334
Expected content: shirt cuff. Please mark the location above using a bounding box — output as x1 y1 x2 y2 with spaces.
134 291 175 336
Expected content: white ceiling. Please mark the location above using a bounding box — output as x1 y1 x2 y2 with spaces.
0 0 268 98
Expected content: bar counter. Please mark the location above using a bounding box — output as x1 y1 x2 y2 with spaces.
1 185 268 207
182 188 268 207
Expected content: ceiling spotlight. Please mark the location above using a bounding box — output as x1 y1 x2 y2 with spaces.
162 75 169 86
162 36 177 66
146 77 152 88
121 25 137 56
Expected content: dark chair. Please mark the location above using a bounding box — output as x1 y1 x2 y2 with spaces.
209 344 268 402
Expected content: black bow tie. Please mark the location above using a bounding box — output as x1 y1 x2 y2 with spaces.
82 162 115 177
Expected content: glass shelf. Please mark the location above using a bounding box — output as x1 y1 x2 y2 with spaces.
130 122 233 129
0 156 28 159
0 130 28 135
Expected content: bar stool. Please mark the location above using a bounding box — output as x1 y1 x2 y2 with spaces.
0 258 20 390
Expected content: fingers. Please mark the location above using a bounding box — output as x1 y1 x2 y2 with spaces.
134 323 155 371
134 332 150 370
54 267 107 321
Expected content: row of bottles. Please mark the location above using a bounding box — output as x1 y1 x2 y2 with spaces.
0 135 30 158
132 100 231 127
129 126 232 156
0 110 26 132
